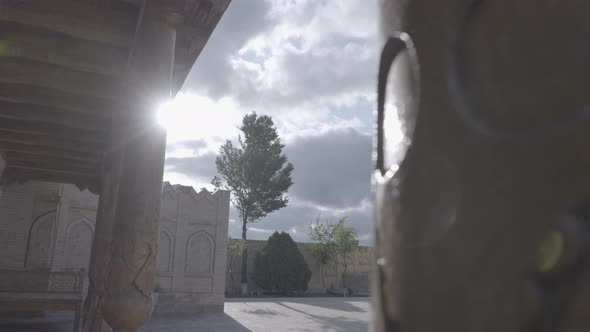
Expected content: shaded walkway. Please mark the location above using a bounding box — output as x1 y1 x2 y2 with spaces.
0 297 370 332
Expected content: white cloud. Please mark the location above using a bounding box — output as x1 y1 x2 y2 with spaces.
249 227 274 234
185 0 378 137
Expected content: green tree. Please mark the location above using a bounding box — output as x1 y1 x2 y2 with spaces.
306 218 336 293
227 238 246 295
212 112 294 294
333 217 359 288
254 232 311 295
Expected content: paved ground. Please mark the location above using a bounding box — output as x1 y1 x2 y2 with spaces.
0 297 370 332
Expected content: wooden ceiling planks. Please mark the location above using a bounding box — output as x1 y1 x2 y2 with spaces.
0 0 231 190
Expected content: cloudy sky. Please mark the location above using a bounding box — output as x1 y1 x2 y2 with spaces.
161 0 378 245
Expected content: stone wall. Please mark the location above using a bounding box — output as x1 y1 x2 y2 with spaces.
226 239 373 296
0 181 60 270
52 184 98 272
0 181 230 314
153 183 230 315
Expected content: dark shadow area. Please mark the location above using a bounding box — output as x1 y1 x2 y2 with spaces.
241 308 286 317
281 297 368 313
142 312 252 332
0 311 253 332
0 311 74 332
276 302 368 332
0 321 71 332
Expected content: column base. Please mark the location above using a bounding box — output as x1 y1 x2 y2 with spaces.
101 288 153 332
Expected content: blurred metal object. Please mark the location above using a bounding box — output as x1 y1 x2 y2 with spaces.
373 1 590 331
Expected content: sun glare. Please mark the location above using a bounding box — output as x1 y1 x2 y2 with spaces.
157 100 174 129
156 93 242 144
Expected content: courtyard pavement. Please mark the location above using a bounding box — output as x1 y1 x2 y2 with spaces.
0 297 370 332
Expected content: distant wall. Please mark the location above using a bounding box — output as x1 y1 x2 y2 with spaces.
0 181 231 314
226 239 373 295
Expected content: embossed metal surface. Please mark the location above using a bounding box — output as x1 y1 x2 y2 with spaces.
373 1 590 331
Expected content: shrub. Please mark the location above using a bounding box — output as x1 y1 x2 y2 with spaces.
254 231 311 295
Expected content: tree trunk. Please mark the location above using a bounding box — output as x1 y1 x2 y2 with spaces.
320 263 326 294
342 253 348 290
241 221 248 296
229 259 234 295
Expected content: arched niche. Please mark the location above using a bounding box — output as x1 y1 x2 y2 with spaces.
185 231 214 276
156 230 174 272
25 210 56 269
64 218 94 270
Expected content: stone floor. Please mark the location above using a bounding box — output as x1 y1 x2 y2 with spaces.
0 297 370 332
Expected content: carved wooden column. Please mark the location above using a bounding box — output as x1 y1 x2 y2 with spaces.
84 9 175 332
374 1 590 332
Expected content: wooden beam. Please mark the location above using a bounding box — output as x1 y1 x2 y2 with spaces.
6 151 101 172
0 23 127 76
0 118 106 144
0 58 121 100
0 83 115 117
0 100 110 132
0 131 104 154
171 1 231 93
3 166 98 191
7 160 99 177
0 1 136 48
0 142 102 163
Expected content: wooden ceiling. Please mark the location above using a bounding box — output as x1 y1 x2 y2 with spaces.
0 0 230 192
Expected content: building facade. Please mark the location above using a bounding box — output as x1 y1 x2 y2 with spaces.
0 181 230 314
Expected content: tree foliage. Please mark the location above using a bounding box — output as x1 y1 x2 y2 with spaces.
228 238 247 258
333 217 359 275
213 112 294 290
212 112 294 224
307 218 337 290
254 232 311 295
227 238 247 294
